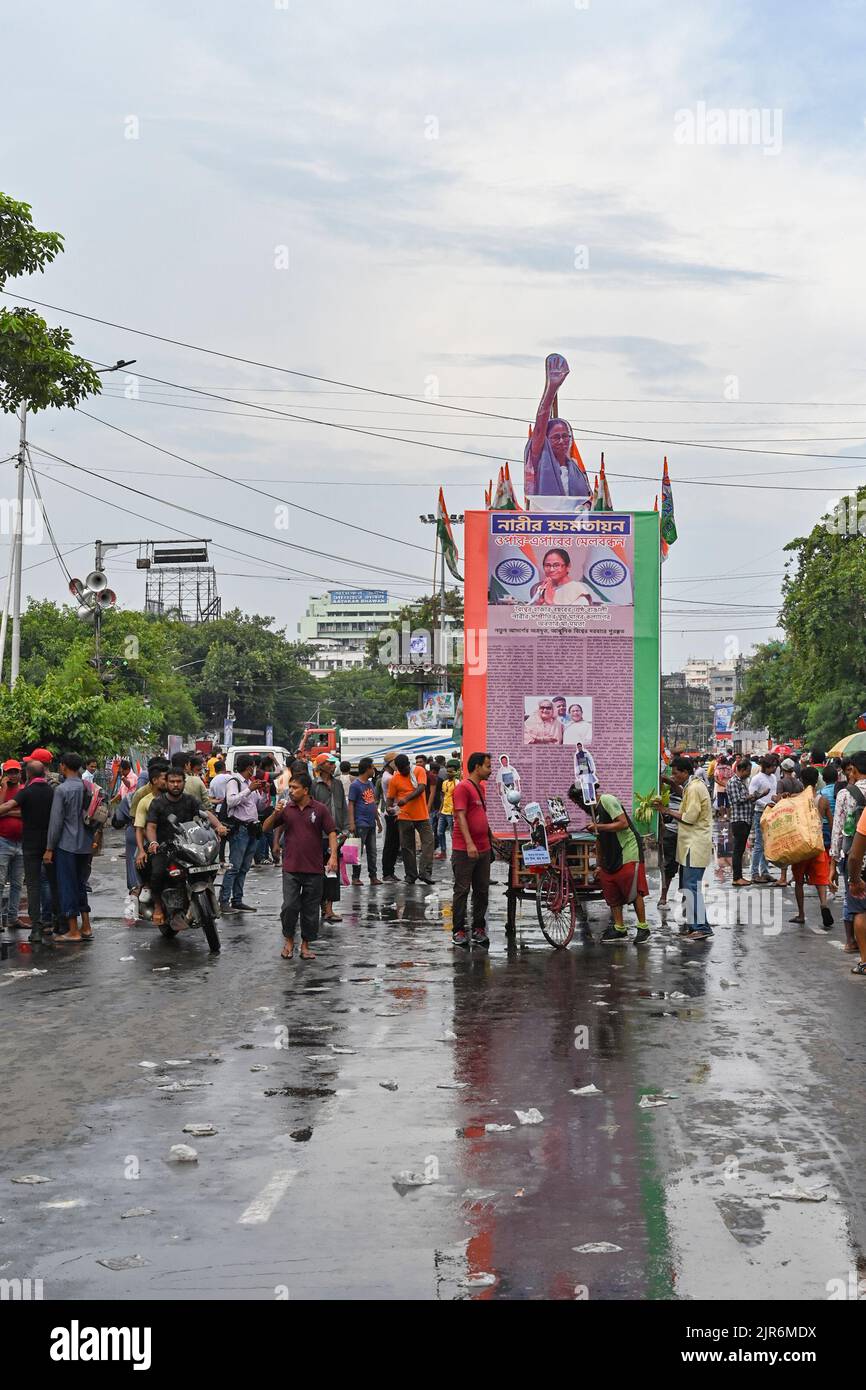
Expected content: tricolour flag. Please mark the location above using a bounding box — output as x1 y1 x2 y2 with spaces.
660 456 677 551
437 487 463 581
654 494 668 560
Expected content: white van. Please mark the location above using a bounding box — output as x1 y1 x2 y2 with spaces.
223 745 291 773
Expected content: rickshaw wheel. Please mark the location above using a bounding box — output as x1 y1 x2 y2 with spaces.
535 867 576 948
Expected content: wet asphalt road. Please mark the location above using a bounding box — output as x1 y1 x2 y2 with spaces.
3 835 866 1302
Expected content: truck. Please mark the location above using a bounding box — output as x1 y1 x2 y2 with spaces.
296 726 460 767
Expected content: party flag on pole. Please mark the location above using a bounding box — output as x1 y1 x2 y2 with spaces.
590 474 599 509
436 487 463 581
660 456 677 551
599 453 613 510
654 494 668 560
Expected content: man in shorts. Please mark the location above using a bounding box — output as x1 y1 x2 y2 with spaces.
789 766 834 929
571 780 649 944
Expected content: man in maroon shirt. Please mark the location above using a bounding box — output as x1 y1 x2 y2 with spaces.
264 771 338 961
451 752 493 949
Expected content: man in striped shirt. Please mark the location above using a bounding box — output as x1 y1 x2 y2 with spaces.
727 757 754 887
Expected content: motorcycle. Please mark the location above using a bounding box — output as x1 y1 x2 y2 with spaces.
138 817 222 953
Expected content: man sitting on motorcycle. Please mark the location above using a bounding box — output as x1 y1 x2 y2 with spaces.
145 769 226 926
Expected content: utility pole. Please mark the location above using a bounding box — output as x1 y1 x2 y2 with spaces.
440 539 447 693
9 401 27 687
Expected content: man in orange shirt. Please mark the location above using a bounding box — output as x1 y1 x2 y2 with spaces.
387 753 434 885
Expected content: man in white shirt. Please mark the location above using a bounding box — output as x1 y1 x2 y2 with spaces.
748 756 779 884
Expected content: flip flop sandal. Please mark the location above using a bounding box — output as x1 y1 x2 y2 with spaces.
850 962 866 975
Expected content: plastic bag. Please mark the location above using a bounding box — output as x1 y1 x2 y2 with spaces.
123 894 138 923
760 790 823 865
342 837 361 866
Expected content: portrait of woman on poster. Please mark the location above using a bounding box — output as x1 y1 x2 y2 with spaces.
530 549 595 606
563 703 593 745
524 699 564 745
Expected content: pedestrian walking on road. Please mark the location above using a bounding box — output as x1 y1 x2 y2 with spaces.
388 753 434 885
429 755 447 858
831 753 866 951
451 752 493 949
218 754 260 913
0 760 25 933
348 757 382 885
661 756 714 941
379 754 401 881
727 757 754 886
44 752 95 942
312 754 348 921
748 756 779 884
842 802 866 975
657 770 683 907
788 767 835 929
265 772 338 961
0 759 56 942
436 762 458 858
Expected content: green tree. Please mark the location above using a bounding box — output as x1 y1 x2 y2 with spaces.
736 491 866 746
320 666 411 728
15 601 200 739
0 193 101 413
735 640 805 740
0 653 158 759
171 609 318 744
364 588 464 712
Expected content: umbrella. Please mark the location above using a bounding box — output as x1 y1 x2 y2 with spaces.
827 732 866 757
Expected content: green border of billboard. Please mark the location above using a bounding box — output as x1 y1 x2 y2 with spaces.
632 512 661 802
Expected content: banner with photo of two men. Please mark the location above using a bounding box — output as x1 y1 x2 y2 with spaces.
463 511 661 836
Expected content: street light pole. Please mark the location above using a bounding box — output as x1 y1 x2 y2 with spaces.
9 401 28 687
5 361 135 688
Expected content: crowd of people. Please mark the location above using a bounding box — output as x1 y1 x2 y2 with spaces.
642 747 866 970
3 738 865 974
0 743 496 958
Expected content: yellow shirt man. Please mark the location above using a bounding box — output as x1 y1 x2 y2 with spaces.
676 776 713 869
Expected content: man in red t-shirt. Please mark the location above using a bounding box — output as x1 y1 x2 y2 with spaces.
264 771 337 961
0 760 25 932
451 752 493 949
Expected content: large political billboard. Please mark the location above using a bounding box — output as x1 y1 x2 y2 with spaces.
463 511 660 835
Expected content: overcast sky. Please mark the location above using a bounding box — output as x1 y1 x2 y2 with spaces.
4 0 865 672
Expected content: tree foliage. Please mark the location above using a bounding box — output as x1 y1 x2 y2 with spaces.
736 491 866 746
320 666 412 728
0 192 102 413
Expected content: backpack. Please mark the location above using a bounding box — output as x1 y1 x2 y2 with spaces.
842 785 866 854
596 798 644 875
217 774 243 826
83 782 110 829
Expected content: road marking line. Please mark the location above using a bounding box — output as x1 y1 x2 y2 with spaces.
238 1170 297 1225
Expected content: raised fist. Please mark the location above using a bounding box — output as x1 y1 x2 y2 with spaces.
544 353 570 389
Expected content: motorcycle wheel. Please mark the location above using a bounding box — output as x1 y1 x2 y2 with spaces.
158 921 178 938
195 894 221 954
